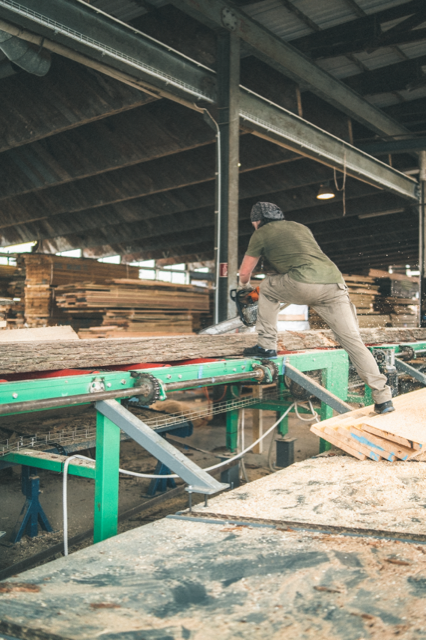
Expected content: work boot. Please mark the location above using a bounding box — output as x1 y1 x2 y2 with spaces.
243 344 277 358
374 400 395 414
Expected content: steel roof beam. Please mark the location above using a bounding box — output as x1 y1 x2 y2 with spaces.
0 0 418 202
172 0 414 139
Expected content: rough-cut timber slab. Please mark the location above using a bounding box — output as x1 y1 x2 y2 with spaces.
0 327 425 374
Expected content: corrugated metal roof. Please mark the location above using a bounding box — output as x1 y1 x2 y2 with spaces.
84 0 426 108
367 85 426 107
243 0 412 39
242 0 426 108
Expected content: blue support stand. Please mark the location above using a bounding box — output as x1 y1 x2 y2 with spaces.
147 460 177 496
11 466 53 543
147 422 193 497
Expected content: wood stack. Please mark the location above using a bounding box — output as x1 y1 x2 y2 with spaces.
55 278 210 337
374 297 419 327
309 274 385 328
311 388 426 462
370 269 419 327
310 272 418 329
17 254 139 327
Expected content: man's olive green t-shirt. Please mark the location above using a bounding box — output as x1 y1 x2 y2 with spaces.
246 220 344 284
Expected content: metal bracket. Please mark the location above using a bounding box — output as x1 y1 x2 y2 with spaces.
395 358 426 386
283 362 352 414
221 7 237 31
95 399 228 495
89 377 106 393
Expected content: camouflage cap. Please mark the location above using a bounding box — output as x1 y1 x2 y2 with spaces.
250 202 285 222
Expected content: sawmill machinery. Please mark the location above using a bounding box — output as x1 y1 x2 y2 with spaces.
1 339 426 546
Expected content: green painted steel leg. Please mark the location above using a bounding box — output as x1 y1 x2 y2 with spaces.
319 403 333 453
364 385 373 406
94 409 121 544
319 368 334 453
226 385 239 452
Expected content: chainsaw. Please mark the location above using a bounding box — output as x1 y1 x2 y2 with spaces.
230 287 260 327
199 281 290 335
200 285 290 335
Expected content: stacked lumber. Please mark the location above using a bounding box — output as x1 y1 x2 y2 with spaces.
80 311 194 338
310 272 418 329
311 388 426 462
375 297 418 327
20 254 139 286
0 298 14 328
0 264 25 329
55 279 210 337
309 274 385 329
0 264 20 296
16 254 139 327
1 326 426 375
369 268 419 328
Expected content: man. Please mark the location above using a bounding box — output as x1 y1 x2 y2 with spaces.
239 201 394 414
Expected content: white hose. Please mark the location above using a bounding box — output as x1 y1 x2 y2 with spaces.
294 400 320 423
63 454 92 556
268 401 319 471
239 409 249 483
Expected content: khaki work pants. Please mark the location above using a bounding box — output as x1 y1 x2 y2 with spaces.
256 273 392 404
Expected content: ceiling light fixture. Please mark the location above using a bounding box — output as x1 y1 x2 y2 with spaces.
316 182 335 200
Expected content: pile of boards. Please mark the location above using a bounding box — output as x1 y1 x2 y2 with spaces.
55 279 210 338
0 264 25 329
310 270 418 329
311 387 426 462
19 254 140 328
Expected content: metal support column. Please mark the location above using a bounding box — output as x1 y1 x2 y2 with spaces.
226 384 240 452
420 151 426 327
93 409 121 543
216 32 240 321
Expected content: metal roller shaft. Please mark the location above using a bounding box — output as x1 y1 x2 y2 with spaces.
0 370 263 415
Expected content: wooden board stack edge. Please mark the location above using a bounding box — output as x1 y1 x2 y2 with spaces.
311 408 424 462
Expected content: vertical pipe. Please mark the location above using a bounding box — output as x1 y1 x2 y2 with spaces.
419 151 426 327
216 32 240 322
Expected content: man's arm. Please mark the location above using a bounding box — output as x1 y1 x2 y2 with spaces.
238 255 260 287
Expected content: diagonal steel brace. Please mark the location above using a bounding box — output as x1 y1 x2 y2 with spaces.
284 363 352 414
395 358 426 385
96 400 228 495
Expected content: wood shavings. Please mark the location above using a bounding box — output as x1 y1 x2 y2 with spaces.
194 455 426 533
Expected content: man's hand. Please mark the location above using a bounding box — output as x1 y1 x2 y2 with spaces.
238 280 253 292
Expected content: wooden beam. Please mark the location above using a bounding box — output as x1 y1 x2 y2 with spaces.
0 101 216 202
0 55 157 153
3 180 382 250
0 137 297 229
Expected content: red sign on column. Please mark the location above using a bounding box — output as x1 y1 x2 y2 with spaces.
219 263 228 277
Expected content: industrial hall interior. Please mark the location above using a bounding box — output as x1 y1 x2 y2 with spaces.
4 0 426 638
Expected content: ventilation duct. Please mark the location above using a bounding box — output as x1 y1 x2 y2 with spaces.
0 29 51 76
